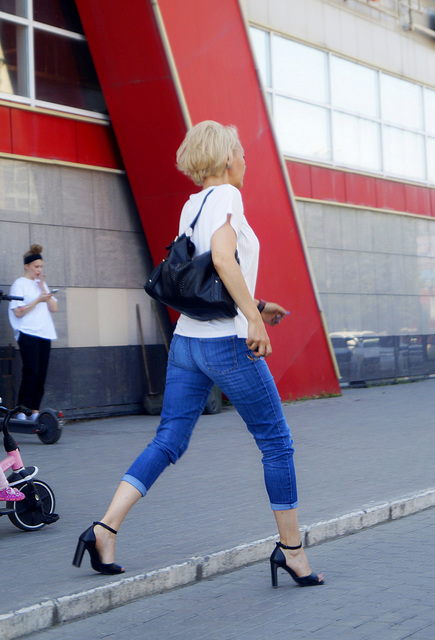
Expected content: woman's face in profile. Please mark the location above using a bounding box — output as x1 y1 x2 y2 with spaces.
25 259 43 280
228 144 246 190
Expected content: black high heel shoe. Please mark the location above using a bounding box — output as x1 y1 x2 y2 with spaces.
72 521 125 575
270 541 324 588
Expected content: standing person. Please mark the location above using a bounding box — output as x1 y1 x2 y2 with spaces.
73 121 324 587
8 244 57 421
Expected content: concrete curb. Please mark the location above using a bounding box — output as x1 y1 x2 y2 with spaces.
2 488 435 640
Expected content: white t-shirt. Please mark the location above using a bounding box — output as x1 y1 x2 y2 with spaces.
8 277 57 342
174 184 260 339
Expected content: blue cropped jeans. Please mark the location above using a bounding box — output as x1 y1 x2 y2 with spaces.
123 335 298 510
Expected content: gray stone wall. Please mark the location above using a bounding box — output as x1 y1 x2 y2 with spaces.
297 198 435 337
0 158 167 417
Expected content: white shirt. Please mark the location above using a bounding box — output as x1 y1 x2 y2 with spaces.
8 277 57 342
174 184 260 339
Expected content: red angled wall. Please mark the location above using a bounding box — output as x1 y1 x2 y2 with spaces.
75 0 340 400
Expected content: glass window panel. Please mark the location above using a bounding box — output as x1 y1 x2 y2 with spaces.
427 137 435 184
34 29 106 112
33 0 84 34
274 95 331 161
0 19 27 96
383 126 425 181
332 112 381 172
272 36 328 103
250 26 270 88
424 88 435 135
0 0 26 17
381 74 423 130
330 56 379 118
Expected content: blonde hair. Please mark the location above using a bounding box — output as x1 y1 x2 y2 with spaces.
176 120 240 186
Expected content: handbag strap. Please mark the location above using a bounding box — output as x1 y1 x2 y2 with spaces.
188 188 215 234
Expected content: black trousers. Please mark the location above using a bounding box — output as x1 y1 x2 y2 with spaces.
17 332 51 411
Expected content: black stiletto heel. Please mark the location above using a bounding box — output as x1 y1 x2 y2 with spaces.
72 521 125 575
270 541 324 588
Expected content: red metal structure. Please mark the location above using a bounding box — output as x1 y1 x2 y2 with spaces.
74 0 340 399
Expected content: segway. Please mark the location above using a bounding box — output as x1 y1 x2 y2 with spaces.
0 292 64 444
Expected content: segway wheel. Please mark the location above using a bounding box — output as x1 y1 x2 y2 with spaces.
7 480 56 531
203 385 222 415
36 410 62 444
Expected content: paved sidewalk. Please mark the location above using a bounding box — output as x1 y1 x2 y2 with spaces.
28 507 435 640
1 379 435 639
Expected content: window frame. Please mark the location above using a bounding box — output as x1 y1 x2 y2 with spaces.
250 25 434 186
0 2 107 119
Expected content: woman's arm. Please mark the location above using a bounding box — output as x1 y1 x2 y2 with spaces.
211 219 272 357
47 295 58 313
13 291 51 318
254 300 289 326
41 279 57 313
13 279 57 317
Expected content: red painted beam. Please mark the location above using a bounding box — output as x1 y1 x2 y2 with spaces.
156 0 339 397
75 0 191 267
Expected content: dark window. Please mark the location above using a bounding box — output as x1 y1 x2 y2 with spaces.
34 28 106 112
33 0 84 34
0 0 106 115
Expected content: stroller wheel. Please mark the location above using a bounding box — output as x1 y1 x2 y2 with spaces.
7 480 56 531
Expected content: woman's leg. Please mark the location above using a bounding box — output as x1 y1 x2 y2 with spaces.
95 481 142 564
34 338 51 410
122 336 214 496
17 332 39 410
190 337 320 578
95 335 213 563
273 508 322 580
192 337 297 508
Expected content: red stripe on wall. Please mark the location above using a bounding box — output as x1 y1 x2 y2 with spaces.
0 106 12 152
0 104 122 170
287 159 435 217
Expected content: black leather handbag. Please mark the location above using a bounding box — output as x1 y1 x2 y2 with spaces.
144 189 238 320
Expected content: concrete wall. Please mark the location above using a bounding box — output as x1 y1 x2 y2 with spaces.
0 158 167 417
242 0 435 87
298 200 435 336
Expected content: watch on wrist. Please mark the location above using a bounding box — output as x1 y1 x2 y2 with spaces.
257 299 267 313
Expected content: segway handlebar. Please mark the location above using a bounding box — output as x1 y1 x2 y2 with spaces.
0 291 24 302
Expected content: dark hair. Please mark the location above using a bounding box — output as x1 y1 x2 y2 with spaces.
24 244 43 265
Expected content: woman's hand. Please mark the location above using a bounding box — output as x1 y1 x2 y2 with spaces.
260 302 289 327
38 291 54 304
37 277 57 312
246 316 272 357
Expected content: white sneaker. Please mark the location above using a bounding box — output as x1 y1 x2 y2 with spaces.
16 412 27 420
29 413 39 422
